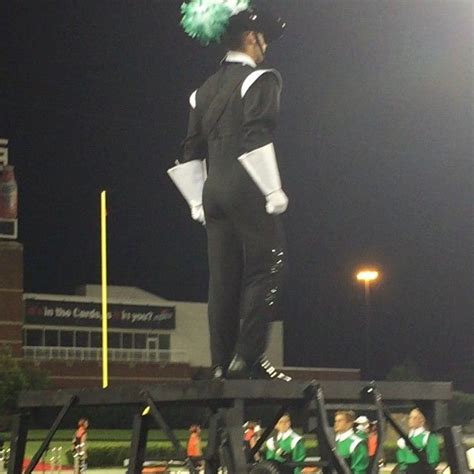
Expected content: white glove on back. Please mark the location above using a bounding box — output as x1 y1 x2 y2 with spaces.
167 160 206 225
266 189 288 215
190 200 205 224
238 143 289 216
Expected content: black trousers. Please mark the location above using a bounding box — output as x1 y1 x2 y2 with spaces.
204 169 286 369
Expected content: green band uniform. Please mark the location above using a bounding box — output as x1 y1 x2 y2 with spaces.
265 429 306 474
335 429 369 474
396 428 440 472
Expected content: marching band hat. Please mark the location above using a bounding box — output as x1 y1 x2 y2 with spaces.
181 0 286 45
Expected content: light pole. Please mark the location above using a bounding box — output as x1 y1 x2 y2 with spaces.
356 269 379 378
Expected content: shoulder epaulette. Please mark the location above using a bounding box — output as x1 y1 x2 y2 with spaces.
189 90 197 109
349 435 363 453
290 433 302 450
241 69 282 98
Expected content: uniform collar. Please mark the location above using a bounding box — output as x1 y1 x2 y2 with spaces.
277 428 294 441
222 51 257 68
335 428 354 442
409 427 426 437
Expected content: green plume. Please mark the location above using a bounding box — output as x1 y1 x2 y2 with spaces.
181 0 251 45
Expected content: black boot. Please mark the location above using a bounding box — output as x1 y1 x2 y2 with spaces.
226 354 251 379
250 356 292 381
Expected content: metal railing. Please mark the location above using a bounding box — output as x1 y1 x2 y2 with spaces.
23 346 189 364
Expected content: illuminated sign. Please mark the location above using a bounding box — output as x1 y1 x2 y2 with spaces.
24 299 175 330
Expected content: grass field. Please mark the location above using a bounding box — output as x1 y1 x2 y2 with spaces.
2 430 193 466
19 429 193 442
4 429 471 469
2 429 317 467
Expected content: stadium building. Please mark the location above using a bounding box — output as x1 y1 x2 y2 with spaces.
1 241 360 389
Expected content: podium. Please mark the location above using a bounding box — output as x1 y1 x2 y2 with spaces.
8 379 461 474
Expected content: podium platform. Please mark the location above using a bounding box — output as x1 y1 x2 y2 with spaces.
9 379 466 474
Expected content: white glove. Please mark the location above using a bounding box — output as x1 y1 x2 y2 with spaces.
167 160 206 224
238 142 289 215
190 201 205 225
397 438 406 449
266 189 288 215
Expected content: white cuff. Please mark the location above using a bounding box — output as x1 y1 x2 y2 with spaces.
167 160 207 206
237 143 282 196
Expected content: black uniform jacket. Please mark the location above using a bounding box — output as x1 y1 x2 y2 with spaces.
182 56 282 173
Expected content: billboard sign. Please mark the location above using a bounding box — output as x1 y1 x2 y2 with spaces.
24 299 175 330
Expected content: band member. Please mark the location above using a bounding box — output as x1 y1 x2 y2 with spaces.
334 411 369 474
72 418 88 474
187 424 203 468
265 414 306 474
396 408 440 473
169 0 290 380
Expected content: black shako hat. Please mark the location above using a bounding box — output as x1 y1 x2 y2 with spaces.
226 1 286 43
180 0 286 46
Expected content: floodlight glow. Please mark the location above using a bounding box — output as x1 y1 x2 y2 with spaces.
356 270 379 281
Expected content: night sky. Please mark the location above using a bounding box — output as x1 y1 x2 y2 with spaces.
2 1 472 389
